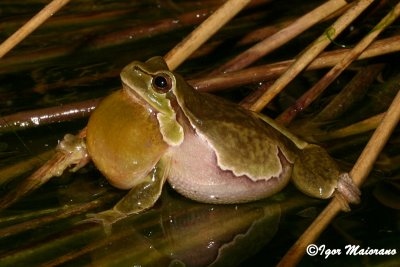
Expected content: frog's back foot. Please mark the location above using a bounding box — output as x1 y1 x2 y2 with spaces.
80 210 126 235
335 173 361 211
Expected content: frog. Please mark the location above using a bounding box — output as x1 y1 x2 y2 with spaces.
85 56 360 226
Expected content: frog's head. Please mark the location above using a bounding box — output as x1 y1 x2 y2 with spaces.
121 57 184 146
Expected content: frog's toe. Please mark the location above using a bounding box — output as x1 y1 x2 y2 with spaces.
336 173 361 211
80 210 127 234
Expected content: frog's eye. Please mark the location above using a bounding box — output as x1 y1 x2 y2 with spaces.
152 73 172 93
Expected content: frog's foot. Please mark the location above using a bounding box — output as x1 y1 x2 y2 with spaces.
81 209 127 235
335 173 361 211
0 131 90 211
56 133 90 173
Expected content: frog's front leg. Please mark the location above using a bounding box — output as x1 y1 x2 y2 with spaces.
85 157 171 230
292 144 360 210
0 131 90 210
57 132 91 173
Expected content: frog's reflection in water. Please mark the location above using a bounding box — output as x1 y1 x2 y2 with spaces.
89 189 281 267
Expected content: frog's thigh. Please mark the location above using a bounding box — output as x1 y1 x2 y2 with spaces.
89 158 170 226
292 144 339 199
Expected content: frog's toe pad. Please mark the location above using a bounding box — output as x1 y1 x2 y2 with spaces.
80 210 127 234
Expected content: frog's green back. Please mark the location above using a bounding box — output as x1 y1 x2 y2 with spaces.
172 74 298 181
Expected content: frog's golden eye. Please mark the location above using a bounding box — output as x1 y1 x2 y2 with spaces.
152 73 172 93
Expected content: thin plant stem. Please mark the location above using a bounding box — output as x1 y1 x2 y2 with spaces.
0 0 70 58
164 0 252 70
209 0 348 75
249 0 374 112
0 150 55 185
192 35 400 91
277 90 400 266
318 113 384 141
277 3 400 125
313 64 385 122
0 98 100 133
0 195 115 238
39 227 146 267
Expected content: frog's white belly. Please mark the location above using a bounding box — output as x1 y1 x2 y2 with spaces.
167 126 293 204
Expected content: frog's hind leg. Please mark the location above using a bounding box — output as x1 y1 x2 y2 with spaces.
292 144 360 209
84 157 171 231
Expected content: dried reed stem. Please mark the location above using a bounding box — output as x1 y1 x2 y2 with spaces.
0 150 55 185
319 113 384 141
0 196 111 238
249 0 374 112
277 2 400 125
164 0 252 70
192 35 400 91
1 35 399 133
0 0 70 58
40 227 140 267
210 0 348 75
277 90 400 266
0 98 100 133
313 64 384 122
